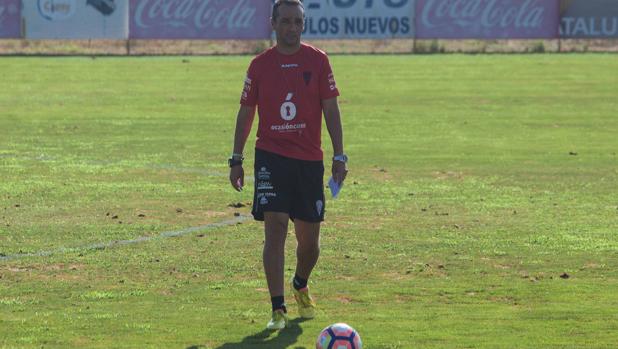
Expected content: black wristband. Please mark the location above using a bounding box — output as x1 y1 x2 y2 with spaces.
228 158 243 168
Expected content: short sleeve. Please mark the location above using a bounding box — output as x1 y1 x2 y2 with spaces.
240 60 258 106
319 55 340 100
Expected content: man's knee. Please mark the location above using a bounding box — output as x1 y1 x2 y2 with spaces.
264 212 289 242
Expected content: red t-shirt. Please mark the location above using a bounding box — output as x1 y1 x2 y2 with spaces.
240 43 340 161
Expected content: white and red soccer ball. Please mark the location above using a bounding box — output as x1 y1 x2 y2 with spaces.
316 323 362 349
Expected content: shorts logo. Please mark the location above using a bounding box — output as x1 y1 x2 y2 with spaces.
280 93 297 121
258 192 276 205
316 200 323 216
257 181 273 190
258 167 271 180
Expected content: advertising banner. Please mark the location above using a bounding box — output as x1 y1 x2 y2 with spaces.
129 0 272 39
23 0 129 39
560 0 618 38
0 0 20 38
301 0 415 39
416 0 560 39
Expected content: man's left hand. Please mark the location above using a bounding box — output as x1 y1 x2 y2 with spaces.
332 161 348 185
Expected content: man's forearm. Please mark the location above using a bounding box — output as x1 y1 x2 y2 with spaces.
324 103 344 156
232 106 256 155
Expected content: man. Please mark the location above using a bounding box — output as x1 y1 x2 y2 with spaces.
228 0 348 330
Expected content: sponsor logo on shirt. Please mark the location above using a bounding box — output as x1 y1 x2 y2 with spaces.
272 92 306 133
271 123 307 132
280 93 297 121
281 64 299 68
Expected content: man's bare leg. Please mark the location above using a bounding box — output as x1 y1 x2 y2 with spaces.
263 212 290 300
293 219 321 280
290 218 320 318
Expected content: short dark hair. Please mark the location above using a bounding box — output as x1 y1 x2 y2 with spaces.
272 0 304 21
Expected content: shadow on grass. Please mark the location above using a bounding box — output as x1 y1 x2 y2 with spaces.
187 318 309 349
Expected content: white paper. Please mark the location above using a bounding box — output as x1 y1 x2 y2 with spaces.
328 177 343 198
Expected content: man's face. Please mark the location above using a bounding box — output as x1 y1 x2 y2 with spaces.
272 4 304 47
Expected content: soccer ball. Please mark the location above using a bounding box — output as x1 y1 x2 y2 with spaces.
316 323 362 349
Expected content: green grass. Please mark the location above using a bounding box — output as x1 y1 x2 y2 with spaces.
1 53 617 348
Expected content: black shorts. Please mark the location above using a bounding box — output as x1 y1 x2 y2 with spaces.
251 148 325 222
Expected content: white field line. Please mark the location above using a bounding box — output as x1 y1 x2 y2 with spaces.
1 155 254 261
0 214 252 262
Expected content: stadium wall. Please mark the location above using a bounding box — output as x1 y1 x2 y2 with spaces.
0 0 617 55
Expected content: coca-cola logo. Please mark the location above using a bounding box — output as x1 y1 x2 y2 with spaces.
134 0 257 30
421 0 546 29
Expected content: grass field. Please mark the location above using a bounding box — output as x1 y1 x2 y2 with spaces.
1 53 617 348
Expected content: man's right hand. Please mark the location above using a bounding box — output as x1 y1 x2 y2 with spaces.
229 165 244 192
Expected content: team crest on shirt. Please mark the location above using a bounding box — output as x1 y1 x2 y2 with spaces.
303 71 312 86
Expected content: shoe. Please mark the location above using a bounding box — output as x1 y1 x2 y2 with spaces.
291 279 316 319
266 309 289 330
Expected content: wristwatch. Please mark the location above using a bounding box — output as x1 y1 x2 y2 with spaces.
333 154 348 164
228 153 244 168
